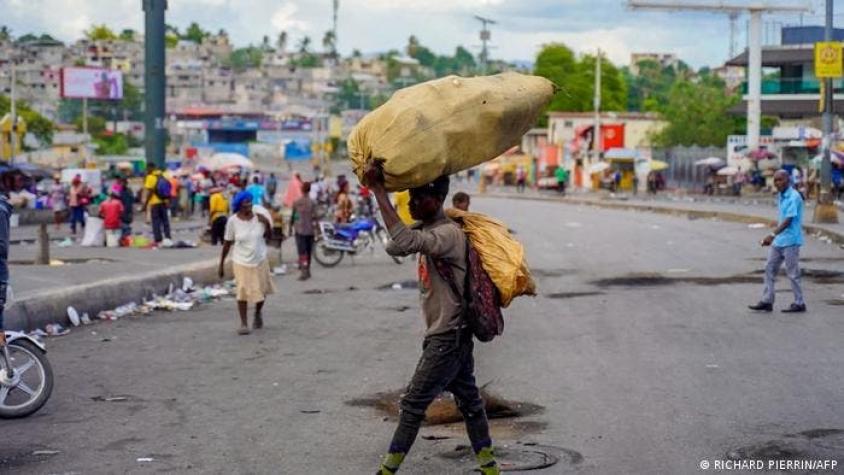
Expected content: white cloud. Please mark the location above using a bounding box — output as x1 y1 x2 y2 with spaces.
270 3 310 33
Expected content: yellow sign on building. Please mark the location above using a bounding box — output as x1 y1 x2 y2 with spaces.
815 42 844 78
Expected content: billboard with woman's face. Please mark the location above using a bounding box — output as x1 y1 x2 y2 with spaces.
60 67 124 100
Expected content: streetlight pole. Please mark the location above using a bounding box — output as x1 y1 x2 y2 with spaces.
593 49 602 166
143 0 167 169
816 0 840 223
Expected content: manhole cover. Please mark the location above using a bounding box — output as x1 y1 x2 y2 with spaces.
439 442 582 472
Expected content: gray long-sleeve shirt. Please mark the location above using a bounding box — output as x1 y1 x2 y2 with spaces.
386 216 467 337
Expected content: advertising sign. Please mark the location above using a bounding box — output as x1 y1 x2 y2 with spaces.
60 67 124 100
814 42 844 78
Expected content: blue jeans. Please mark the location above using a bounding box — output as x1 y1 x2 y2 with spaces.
70 206 86 234
762 245 804 305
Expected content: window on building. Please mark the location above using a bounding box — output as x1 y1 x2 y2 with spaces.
564 121 573 127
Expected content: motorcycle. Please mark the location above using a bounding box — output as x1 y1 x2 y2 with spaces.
314 216 404 267
0 331 54 418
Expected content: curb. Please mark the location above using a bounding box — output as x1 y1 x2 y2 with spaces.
484 192 844 247
5 258 222 332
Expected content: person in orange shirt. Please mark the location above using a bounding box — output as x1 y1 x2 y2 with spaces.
168 173 181 219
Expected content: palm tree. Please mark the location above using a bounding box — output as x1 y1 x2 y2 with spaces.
323 30 336 56
277 31 288 52
0 26 11 42
298 36 311 54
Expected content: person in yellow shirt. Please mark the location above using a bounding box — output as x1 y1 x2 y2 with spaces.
208 187 230 245
142 164 171 245
393 190 414 225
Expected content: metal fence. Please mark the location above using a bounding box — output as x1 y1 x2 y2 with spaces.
653 146 724 192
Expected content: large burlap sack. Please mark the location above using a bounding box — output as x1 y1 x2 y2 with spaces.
446 208 536 307
349 72 556 191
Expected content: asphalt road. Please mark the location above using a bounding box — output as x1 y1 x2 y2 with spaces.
4 196 844 475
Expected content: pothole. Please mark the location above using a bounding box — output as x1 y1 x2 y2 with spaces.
9 257 117 266
591 270 844 288
533 268 578 278
438 442 581 472
346 388 543 425
726 428 844 470
545 291 604 299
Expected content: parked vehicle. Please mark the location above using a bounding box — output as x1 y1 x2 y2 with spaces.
314 216 403 267
0 331 53 418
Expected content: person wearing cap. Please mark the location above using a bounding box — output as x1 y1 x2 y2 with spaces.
365 165 500 475
218 191 275 335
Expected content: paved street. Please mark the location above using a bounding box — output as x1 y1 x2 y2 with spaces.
3 196 844 474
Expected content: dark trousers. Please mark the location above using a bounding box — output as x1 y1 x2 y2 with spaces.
70 206 86 234
211 216 227 245
150 203 171 243
296 234 314 268
388 331 492 455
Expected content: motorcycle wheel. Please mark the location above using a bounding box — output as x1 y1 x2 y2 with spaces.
313 238 345 267
376 229 404 265
0 340 54 419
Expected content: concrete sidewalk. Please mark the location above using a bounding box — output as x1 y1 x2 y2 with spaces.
482 187 844 245
10 215 208 245
5 235 293 332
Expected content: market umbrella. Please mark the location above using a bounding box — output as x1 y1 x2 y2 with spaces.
213 153 254 170
717 166 740 176
694 157 725 167
650 160 669 171
589 162 610 174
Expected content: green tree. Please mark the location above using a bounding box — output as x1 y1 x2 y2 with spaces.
183 22 209 44
0 95 54 146
352 48 362 58
652 75 740 147
298 36 312 54
86 24 117 41
322 30 336 56
94 133 129 155
227 46 264 71
73 115 106 137
119 29 137 41
336 78 361 110
533 43 627 124
0 26 12 41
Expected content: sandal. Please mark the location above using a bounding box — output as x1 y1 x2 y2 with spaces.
237 327 251 335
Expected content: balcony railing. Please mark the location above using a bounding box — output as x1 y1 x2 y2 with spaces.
740 78 844 95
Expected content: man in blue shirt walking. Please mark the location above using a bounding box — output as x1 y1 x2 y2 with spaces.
749 169 806 313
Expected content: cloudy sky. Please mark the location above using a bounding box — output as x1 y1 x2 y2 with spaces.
1 0 834 68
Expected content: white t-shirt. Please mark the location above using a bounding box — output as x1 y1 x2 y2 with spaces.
224 214 268 267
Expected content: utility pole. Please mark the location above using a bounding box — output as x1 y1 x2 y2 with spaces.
729 12 739 59
815 0 840 223
474 15 496 74
9 58 16 161
333 0 339 56
143 0 167 169
593 49 602 164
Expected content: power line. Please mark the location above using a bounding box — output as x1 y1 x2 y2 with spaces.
474 15 496 74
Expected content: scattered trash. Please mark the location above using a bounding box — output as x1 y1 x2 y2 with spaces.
137 457 154 463
67 306 80 327
273 264 288 275
182 277 194 292
706 364 719 369
44 323 69 336
748 223 767 229
49 259 66 266
300 410 321 414
91 395 129 402
392 283 403 290
422 435 451 441
80 313 92 325
57 237 74 248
